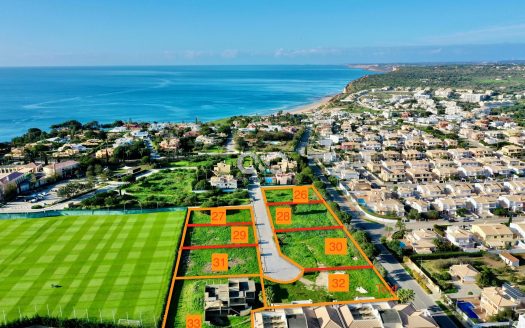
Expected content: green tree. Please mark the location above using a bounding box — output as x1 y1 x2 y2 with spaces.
407 209 421 221
477 268 498 287
396 288 415 304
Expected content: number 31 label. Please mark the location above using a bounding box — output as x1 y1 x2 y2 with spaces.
211 253 228 272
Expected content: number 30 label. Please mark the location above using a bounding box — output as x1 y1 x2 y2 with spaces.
325 238 347 255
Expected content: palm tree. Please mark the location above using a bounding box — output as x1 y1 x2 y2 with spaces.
396 288 415 304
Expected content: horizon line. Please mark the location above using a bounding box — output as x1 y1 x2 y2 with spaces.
1 59 525 69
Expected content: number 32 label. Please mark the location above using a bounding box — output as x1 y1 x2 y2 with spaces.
328 274 349 292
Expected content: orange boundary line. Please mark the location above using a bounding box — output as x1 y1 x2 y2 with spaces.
161 206 266 328
260 185 398 298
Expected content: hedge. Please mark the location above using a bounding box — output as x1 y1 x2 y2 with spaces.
410 251 484 261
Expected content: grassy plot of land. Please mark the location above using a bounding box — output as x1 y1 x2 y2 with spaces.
189 209 252 225
0 212 186 326
185 226 256 246
265 269 391 304
172 278 258 328
179 248 260 277
263 187 318 203
278 230 369 268
269 203 339 229
124 169 195 203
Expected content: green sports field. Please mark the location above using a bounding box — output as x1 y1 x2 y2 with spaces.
0 211 185 326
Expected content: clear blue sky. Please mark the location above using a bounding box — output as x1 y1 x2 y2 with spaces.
1 0 525 66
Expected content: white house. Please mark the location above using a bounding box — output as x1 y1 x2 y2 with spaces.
446 226 476 249
499 195 525 212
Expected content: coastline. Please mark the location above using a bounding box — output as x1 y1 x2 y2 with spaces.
287 95 335 114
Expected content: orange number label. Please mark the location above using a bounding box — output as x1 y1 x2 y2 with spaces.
231 227 249 244
328 274 349 292
275 208 292 225
293 186 309 203
325 238 347 255
210 208 226 225
186 315 202 328
211 253 228 272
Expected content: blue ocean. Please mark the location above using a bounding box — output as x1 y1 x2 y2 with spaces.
0 65 369 141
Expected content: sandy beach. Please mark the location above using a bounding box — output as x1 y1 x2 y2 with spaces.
288 95 335 114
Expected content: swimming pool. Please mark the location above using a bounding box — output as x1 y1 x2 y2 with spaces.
457 301 479 319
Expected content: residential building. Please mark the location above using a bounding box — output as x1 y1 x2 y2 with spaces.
446 226 476 249
480 284 525 317
209 175 238 190
467 195 499 216
499 195 525 212
449 264 479 284
43 160 79 178
213 162 231 176
406 229 440 254
500 252 520 268
204 278 256 320
471 223 516 249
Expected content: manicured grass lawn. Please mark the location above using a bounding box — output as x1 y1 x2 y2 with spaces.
242 156 253 168
179 248 260 277
269 203 339 229
172 278 256 328
0 211 186 326
125 169 196 203
278 230 368 268
265 269 391 304
263 187 318 203
190 209 252 224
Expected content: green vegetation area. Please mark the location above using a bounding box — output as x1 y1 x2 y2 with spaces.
171 278 259 328
170 157 237 168
0 211 186 327
265 269 391 304
344 65 525 93
277 230 368 268
269 203 339 229
492 101 525 127
185 226 256 246
420 254 525 292
263 187 318 203
76 168 250 210
185 209 256 247
242 156 253 168
125 169 195 203
177 209 260 277
179 248 260 277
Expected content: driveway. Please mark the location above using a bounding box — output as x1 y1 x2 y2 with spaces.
248 180 302 282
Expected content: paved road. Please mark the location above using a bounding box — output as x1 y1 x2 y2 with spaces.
308 160 459 327
0 181 126 213
248 180 302 282
294 127 311 156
